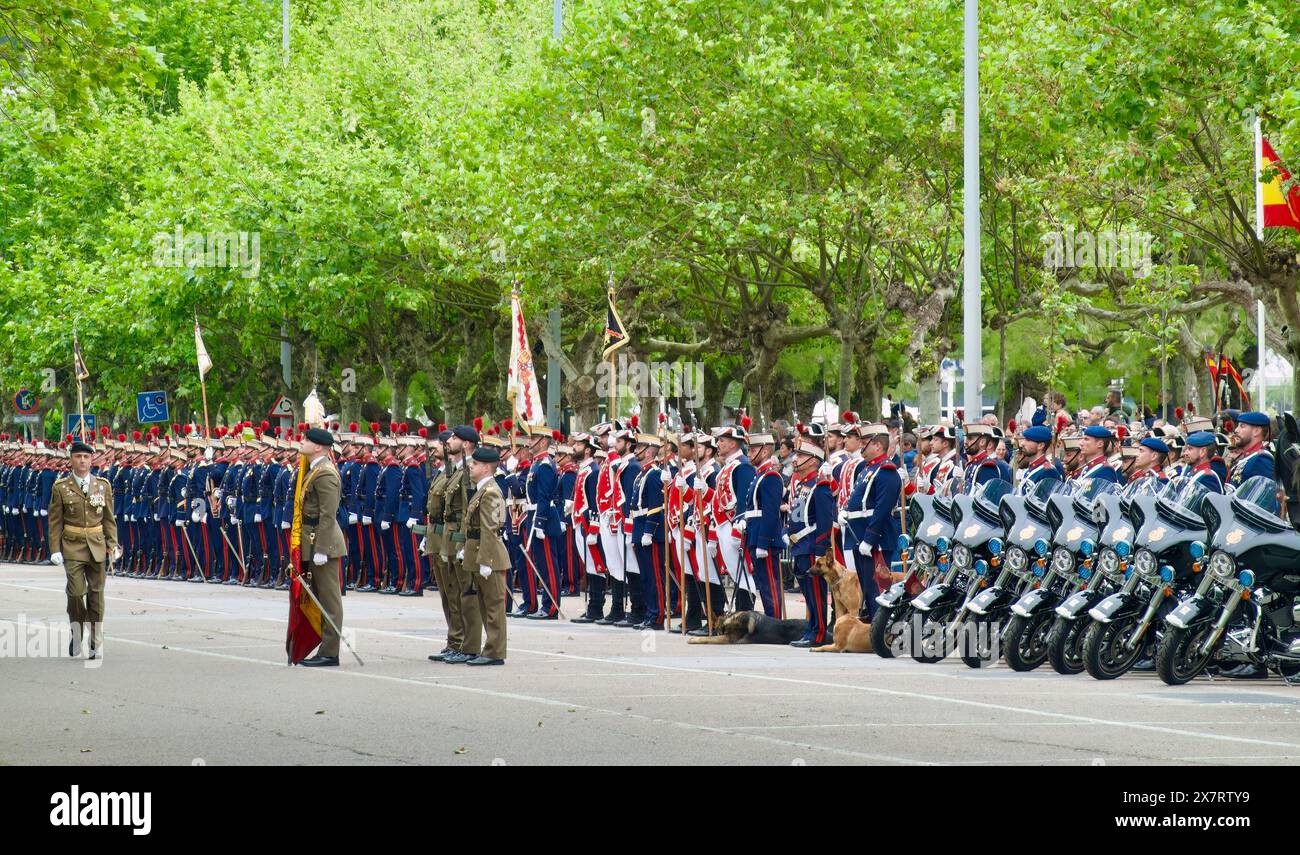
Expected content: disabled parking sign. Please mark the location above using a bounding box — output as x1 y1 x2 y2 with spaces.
137 390 169 424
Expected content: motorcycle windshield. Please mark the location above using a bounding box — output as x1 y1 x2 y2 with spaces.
1156 476 1210 525
1231 476 1282 521
1120 478 1163 500
1072 478 1120 516
973 478 1014 520
1027 477 1073 516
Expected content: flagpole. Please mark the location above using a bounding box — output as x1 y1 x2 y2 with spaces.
196 315 212 439
1254 115 1267 411
73 326 87 443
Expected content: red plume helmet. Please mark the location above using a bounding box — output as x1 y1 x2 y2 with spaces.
183 424 193 435
259 420 269 430
1186 400 1195 415
1116 425 1128 440
1223 418 1235 432
272 426 282 436
795 421 804 433
955 408 965 422
740 415 752 430
118 433 126 442
630 415 639 430
502 418 513 431
658 412 666 424
552 429 562 441
253 428 262 437
840 410 856 424
65 433 73 442
1174 407 1184 421
349 422 359 432
473 417 484 433
1055 414 1068 432
369 421 380 434
100 426 109 436
438 423 447 432
418 427 428 438
1008 419 1017 433
132 431 142 441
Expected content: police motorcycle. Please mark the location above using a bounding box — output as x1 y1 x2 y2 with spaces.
1002 479 1117 671
1156 476 1300 685
1045 477 1163 675
963 478 1070 671
1082 477 1206 680
873 486 956 658
908 478 1013 667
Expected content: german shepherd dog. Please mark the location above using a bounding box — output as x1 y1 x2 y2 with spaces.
807 552 873 653
686 610 808 645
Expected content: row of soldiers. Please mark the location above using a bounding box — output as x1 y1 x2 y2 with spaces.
1 406 1278 655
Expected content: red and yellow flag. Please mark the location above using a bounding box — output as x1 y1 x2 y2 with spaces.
286 453 321 663
1261 137 1300 233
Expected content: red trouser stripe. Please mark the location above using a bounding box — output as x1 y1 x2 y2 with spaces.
811 574 826 638
650 542 665 623
392 527 405 588
410 530 422 592
763 553 783 619
541 539 558 613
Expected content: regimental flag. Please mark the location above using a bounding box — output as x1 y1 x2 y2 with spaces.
286 453 321 664
506 287 546 426
603 286 629 359
1205 353 1251 412
73 334 89 381
195 320 212 379
1261 136 1300 233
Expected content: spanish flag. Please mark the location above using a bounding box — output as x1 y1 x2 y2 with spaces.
1261 136 1300 233
286 453 322 664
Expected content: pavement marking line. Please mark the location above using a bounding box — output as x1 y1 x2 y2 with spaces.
8 573 1300 755
0 582 233 616
97 635 938 766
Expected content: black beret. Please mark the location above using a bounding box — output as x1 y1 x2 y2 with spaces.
304 427 334 447
70 441 94 455
471 446 500 463
437 429 453 442
453 425 480 444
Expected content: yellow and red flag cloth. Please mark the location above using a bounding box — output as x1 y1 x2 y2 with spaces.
286 453 321 664
602 286 629 359
1205 354 1251 411
507 287 546 426
1261 137 1300 233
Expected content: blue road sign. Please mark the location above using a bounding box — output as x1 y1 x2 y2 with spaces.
136 390 169 424
66 413 96 437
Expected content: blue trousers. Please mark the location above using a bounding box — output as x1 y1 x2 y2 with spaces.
745 546 785 618
793 553 830 643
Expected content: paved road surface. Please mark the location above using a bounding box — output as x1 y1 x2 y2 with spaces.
4 563 1300 765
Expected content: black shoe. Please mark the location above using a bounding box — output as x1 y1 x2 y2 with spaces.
466 656 504 666
634 621 663 631
1132 657 1156 672
380 585 398 595
686 627 711 637
356 584 376 593
277 580 290 591
789 639 814 648
527 610 558 620
224 578 240 586
299 655 339 667
1220 663 1267 679
570 614 598 624
428 647 452 662
666 625 684 634
189 575 205 583
613 617 637 628
593 616 618 626
442 651 473 664
345 582 356 591
508 608 531 619
398 588 422 597
68 633 82 658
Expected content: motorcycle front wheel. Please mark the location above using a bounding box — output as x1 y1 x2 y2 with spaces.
1003 610 1054 672
1156 624 1220 686
1046 615 1089 675
1083 614 1148 680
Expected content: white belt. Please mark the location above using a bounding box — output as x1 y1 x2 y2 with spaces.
844 509 874 520
523 502 538 511
742 509 762 519
631 509 651 518
789 524 816 543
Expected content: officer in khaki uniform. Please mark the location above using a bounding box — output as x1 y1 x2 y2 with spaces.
432 424 483 664
49 440 119 658
463 445 509 665
298 428 347 667
423 429 462 660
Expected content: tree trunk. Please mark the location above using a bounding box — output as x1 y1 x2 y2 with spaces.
997 323 1007 423
837 329 856 413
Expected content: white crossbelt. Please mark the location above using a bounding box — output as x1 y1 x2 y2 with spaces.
788 524 816 543
844 508 874 520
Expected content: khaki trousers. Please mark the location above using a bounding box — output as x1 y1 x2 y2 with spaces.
310 557 343 658
448 557 483 655
65 558 106 628
428 549 463 650
475 567 508 661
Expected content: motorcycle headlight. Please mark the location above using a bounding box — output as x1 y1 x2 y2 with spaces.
1209 551 1236 580
914 542 935 566
1133 549 1157 579
1115 540 1131 558
1078 539 1095 558
987 537 1003 556
1239 569 1256 589
935 536 950 554
897 534 911 552
1005 545 1028 572
1189 540 1206 560
952 543 973 569
1098 548 1119 578
1033 538 1049 557
1051 546 1075 575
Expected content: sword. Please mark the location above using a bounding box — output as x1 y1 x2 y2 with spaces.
287 556 364 666
523 519 568 620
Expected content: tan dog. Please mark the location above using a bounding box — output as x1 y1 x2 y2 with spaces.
808 553 873 653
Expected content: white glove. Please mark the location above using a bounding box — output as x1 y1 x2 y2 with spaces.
111 545 122 561
361 515 372 525
253 513 262 523
213 488 223 501
455 548 465 562
191 509 202 523
10 508 18 515
707 541 718 557
756 547 768 558
419 537 426 552
837 510 847 526
734 519 747 534
175 519 184 527
560 521 567 532
50 551 63 565
506 456 518 473
312 552 327 566
280 520 290 530
204 447 214 461
40 509 48 517
641 533 652 546
586 532 597 545
348 513 358 525
153 513 160 521
676 475 688 490
406 518 417 529
226 496 236 509
782 534 790 547
381 520 390 531
858 541 873 556
479 564 492 578
536 529 546 540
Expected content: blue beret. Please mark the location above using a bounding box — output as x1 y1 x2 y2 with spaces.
1237 411 1270 428
1139 437 1169 454
437 429 453 442
1022 426 1053 443
452 425 480 444
1185 430 1216 448
1083 425 1113 440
